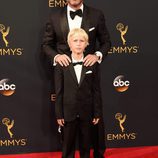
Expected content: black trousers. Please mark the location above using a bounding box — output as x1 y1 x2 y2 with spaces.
62 118 91 158
92 118 106 158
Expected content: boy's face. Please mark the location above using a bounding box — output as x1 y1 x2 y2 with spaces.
69 34 87 55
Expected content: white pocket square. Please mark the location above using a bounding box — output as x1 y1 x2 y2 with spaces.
85 70 92 74
89 27 95 32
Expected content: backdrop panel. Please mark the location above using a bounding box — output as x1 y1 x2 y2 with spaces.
0 0 158 155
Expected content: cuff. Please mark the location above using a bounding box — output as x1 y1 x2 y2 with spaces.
53 54 61 66
95 51 103 64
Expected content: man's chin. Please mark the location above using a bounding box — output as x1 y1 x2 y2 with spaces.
71 3 81 7
68 0 83 8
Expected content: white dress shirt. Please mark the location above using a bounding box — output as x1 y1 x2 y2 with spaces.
67 4 83 30
72 55 83 84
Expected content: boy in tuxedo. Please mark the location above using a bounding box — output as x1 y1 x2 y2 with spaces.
54 28 102 158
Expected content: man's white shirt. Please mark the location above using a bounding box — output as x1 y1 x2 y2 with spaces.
67 4 83 30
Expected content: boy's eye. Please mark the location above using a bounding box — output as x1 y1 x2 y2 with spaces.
73 40 84 42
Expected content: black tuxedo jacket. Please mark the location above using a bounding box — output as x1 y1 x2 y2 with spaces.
54 62 102 122
42 4 111 61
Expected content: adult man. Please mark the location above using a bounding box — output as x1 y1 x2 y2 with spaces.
42 0 111 67
42 0 111 157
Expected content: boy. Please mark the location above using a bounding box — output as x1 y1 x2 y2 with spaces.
55 28 102 158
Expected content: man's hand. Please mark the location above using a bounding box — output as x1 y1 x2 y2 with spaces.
83 54 99 67
92 118 100 125
57 119 65 126
55 54 71 67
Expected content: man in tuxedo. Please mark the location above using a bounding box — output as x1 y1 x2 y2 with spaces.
42 0 111 157
55 28 102 158
42 0 111 67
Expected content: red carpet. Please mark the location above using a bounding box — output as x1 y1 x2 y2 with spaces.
0 146 158 158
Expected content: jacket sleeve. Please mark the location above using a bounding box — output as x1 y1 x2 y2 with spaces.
42 12 58 62
96 11 111 60
92 63 102 118
54 64 64 119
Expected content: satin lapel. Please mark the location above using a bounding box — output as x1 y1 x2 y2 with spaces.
79 66 87 87
60 7 69 43
69 63 78 85
81 5 90 33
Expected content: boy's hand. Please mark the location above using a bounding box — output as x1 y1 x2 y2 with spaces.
92 118 100 125
57 119 65 126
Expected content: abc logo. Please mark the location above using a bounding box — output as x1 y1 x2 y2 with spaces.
0 83 16 90
113 79 130 87
0 79 16 96
113 75 130 92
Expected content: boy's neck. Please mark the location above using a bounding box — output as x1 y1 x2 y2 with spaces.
71 53 83 61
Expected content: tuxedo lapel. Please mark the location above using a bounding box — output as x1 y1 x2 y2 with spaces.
68 63 79 85
81 5 90 33
79 66 87 87
60 7 69 43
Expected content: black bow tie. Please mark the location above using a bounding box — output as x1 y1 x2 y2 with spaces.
70 9 83 20
72 61 83 66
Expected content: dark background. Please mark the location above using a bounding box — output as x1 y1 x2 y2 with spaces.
0 0 158 155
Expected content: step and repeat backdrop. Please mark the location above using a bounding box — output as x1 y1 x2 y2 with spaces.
0 0 158 155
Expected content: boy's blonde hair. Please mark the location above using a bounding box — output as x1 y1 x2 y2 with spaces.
67 28 89 46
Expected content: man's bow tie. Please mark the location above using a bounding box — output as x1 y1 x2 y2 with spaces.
72 61 83 66
70 9 83 20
